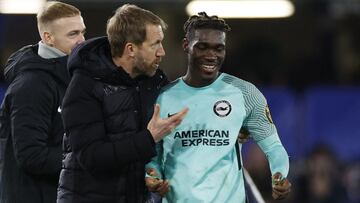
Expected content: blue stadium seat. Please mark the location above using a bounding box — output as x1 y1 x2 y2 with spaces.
303 86 360 161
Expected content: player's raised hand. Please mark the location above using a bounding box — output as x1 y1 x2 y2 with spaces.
271 172 291 200
147 104 188 143
145 168 170 197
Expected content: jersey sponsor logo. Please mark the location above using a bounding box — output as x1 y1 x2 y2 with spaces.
265 105 273 124
213 100 232 117
173 130 230 146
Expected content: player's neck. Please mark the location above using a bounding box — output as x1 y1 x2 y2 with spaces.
182 72 220 87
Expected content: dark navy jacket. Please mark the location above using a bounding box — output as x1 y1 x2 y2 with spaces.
0 44 70 203
57 37 168 203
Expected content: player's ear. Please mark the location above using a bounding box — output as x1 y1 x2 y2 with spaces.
182 38 189 53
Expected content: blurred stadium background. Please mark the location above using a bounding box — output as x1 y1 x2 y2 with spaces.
1 0 359 202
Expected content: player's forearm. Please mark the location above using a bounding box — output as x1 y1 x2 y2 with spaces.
257 134 289 177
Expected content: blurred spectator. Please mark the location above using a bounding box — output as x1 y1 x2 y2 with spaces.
244 143 360 203
293 143 347 203
343 161 360 203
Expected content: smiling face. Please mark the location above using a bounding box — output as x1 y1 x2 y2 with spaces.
183 28 226 87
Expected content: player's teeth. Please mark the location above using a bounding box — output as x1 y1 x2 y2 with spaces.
203 65 215 70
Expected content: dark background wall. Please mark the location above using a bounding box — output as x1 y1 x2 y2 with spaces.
1 0 360 89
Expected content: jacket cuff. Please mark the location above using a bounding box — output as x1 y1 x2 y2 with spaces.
133 129 156 161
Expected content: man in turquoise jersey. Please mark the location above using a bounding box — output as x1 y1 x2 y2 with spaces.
146 12 291 203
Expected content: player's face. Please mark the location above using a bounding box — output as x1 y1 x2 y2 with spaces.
133 24 165 77
48 15 86 55
184 29 226 86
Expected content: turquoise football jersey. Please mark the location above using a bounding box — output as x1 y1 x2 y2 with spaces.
147 73 289 203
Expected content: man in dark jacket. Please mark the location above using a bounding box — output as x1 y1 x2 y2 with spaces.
57 4 188 203
0 2 85 203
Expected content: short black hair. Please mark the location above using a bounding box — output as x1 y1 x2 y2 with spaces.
183 12 231 38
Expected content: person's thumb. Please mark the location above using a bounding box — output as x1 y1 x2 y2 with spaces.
152 104 160 119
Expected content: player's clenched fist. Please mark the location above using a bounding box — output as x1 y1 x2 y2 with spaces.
145 168 170 197
271 172 291 200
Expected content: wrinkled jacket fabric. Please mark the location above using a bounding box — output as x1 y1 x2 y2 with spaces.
0 44 70 203
57 37 168 203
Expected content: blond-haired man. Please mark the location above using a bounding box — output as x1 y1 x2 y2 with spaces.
0 1 85 202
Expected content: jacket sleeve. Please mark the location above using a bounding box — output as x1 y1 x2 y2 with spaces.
9 72 61 176
63 73 156 174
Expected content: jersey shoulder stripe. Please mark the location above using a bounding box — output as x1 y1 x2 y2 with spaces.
221 73 264 116
221 73 276 141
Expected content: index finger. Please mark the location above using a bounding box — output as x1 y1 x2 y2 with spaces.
169 107 189 121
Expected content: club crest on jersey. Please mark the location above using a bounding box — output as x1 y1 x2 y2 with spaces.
213 100 232 117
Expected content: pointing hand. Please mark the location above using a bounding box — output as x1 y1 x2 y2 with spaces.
147 104 188 143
